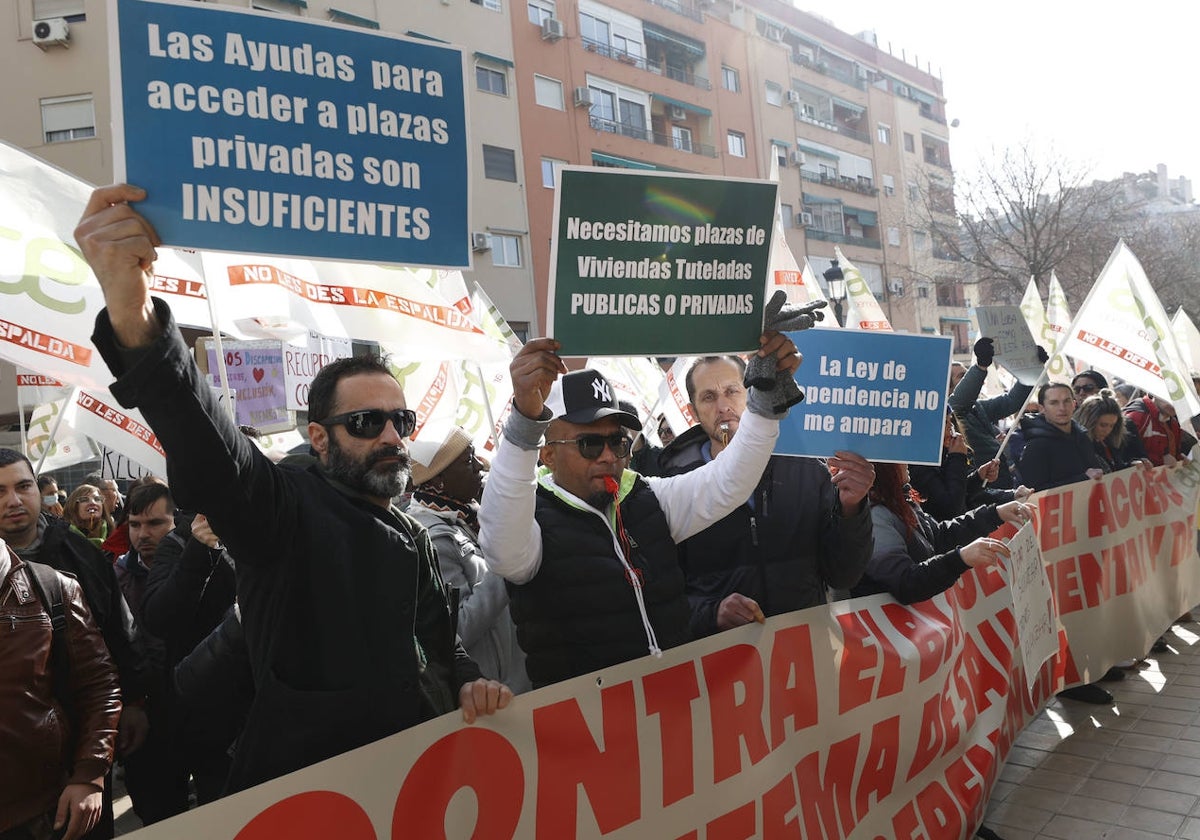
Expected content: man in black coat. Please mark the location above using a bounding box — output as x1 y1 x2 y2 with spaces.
1017 382 1105 491
655 356 875 636
76 184 509 794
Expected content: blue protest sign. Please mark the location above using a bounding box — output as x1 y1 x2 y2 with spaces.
111 0 469 267
776 330 952 465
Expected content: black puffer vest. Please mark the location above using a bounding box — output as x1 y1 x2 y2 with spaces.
508 477 690 688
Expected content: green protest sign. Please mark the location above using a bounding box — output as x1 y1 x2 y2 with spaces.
547 168 777 356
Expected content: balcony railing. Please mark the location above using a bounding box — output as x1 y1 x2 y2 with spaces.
800 171 879 197
588 115 717 157
790 53 867 91
644 0 704 23
583 38 711 90
805 229 881 249
797 111 871 144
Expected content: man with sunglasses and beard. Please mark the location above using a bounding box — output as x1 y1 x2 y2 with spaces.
480 334 800 689
75 184 510 794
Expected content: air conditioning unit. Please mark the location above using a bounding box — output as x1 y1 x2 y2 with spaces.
32 17 70 49
540 17 564 41
785 90 801 104
797 211 814 227
789 149 806 166
573 86 594 107
471 232 492 252
667 105 687 121
765 26 784 42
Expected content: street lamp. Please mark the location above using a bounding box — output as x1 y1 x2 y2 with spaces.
823 259 846 326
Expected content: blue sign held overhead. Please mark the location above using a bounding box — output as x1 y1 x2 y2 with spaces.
112 0 469 267
776 330 952 465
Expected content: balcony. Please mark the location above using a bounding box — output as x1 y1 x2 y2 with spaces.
800 171 879 197
643 0 704 24
805 228 881 249
790 53 867 91
589 115 717 157
797 110 870 144
583 38 711 90
919 103 947 125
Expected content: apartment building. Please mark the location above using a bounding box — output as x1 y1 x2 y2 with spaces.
1 0 969 342
511 0 970 338
0 0 539 335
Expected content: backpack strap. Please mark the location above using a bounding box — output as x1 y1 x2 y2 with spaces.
24 561 72 695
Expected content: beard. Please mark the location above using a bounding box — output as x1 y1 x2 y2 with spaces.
325 436 412 500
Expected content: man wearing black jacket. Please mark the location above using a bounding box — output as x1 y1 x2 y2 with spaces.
76 184 509 794
654 356 875 637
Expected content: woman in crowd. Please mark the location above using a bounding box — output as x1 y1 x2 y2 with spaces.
909 411 1029 521
63 483 114 548
1074 389 1145 472
851 462 1030 605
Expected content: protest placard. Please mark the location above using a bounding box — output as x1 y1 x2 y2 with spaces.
203 341 291 432
282 331 353 411
776 330 951 464
1001 522 1058 696
547 168 776 356
110 0 469 267
975 305 1044 384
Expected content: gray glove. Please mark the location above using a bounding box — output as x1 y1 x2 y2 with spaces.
744 290 827 417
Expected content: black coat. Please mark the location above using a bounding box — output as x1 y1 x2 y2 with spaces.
94 301 481 792
1017 414 1104 490
658 425 873 637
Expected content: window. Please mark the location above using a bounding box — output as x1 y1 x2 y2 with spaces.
903 132 915 153
672 126 693 153
721 66 740 92
618 98 647 140
40 94 95 143
472 0 502 9
541 158 565 188
34 0 84 19
917 286 930 299
527 0 555 24
251 0 303 14
482 145 517 182
914 230 928 250
908 182 919 202
491 234 522 267
765 82 783 107
781 204 793 228
727 131 746 157
580 13 609 47
773 143 788 168
533 75 564 110
882 174 895 197
876 124 891 145
887 227 901 246
508 321 531 343
475 64 507 96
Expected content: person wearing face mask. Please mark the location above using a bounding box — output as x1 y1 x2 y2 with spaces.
38 475 65 519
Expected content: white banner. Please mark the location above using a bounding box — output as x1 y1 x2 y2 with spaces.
1172 308 1200 375
69 389 167 478
834 246 891 331
1044 272 1072 378
1059 242 1200 420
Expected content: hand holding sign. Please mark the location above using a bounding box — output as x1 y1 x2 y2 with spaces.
509 338 567 419
75 184 164 349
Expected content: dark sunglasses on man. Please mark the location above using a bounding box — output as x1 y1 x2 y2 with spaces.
546 433 632 460
1073 382 1099 396
321 408 417 439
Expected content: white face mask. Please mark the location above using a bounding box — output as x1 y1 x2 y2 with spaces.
43 495 58 507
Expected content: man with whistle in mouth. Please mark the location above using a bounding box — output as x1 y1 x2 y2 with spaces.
479 329 800 689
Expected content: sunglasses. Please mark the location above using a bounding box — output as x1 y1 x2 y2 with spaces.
321 408 417 439
1073 383 1099 395
546 433 632 460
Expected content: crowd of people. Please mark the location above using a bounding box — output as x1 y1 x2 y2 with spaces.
1 185 1198 839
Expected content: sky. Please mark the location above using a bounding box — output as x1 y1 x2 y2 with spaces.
796 0 1200 193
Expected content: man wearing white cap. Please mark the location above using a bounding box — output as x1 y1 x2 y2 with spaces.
479 333 800 688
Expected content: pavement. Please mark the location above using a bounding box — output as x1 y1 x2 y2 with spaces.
983 618 1200 839
111 620 1200 839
